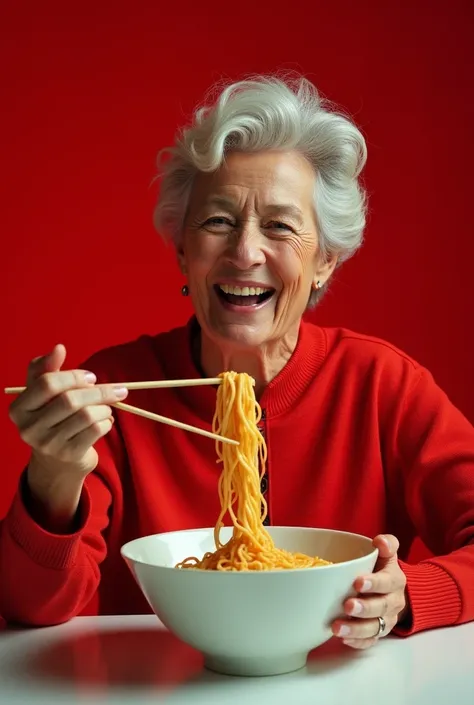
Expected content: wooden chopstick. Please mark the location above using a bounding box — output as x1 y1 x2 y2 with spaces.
113 402 238 446
3 383 238 446
4 377 234 395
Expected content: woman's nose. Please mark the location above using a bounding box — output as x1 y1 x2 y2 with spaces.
225 225 266 270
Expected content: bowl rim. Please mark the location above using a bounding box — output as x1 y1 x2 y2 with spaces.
120 525 379 574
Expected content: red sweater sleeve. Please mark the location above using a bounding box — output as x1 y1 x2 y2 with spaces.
393 367 474 635
0 472 110 626
0 417 124 627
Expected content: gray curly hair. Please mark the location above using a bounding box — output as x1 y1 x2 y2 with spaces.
153 73 368 307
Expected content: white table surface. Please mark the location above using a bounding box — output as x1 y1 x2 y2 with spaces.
0 614 473 704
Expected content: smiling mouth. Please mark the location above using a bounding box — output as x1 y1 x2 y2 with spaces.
214 284 275 307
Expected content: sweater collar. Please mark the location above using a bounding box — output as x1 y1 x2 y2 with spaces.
163 315 327 420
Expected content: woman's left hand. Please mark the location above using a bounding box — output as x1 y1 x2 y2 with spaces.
331 534 408 650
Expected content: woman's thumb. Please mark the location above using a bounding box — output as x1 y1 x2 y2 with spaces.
27 343 67 384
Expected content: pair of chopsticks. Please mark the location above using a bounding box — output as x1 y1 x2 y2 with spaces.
4 378 240 446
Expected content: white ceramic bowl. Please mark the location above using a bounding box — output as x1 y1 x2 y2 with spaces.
121 526 378 677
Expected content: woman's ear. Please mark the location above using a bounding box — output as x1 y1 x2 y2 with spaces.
313 254 338 290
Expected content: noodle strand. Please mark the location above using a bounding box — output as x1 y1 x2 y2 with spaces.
176 372 331 571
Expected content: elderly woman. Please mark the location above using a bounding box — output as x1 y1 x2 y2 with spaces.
1 75 473 649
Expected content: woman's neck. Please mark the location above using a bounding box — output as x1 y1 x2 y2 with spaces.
196 324 300 398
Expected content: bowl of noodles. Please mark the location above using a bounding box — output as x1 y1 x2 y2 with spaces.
121 372 378 677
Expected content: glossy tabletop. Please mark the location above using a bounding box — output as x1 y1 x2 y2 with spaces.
0 614 472 704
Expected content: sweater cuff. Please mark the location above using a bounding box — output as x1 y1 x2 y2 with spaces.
394 559 462 636
6 481 92 571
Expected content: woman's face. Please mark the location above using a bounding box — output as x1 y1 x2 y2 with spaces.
179 150 336 350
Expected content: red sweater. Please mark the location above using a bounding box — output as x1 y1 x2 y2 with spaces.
1 319 474 634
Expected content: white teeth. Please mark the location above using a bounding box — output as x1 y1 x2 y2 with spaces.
219 284 272 296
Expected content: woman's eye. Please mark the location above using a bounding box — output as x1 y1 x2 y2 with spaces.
267 221 293 232
202 217 234 228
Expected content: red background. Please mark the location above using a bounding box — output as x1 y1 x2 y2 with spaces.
1 1 473 563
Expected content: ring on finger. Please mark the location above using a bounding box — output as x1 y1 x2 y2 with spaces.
375 616 386 637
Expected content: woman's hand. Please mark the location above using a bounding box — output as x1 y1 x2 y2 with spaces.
331 534 408 649
8 344 128 530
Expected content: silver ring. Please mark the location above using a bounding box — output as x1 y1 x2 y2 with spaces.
376 616 386 637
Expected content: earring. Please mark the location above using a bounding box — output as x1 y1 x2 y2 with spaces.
315 281 322 290
181 284 189 297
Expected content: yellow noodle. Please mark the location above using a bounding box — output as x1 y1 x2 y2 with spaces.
176 372 331 571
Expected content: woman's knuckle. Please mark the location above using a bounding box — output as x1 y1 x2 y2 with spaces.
62 391 80 412
60 447 73 461
36 436 53 455
19 425 34 445
34 375 48 396
101 386 112 402
78 406 94 424
73 370 87 387
66 434 81 453
91 420 110 438
90 421 103 436
45 442 59 457
38 373 57 396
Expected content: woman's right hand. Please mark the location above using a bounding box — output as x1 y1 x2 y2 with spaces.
8 344 128 529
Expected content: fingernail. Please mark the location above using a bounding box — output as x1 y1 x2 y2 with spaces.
360 580 372 593
338 625 351 637
113 387 128 399
350 600 363 616
84 372 97 384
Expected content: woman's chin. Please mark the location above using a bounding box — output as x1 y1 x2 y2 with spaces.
208 321 273 351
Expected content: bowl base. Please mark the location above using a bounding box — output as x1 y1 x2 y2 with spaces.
204 651 308 677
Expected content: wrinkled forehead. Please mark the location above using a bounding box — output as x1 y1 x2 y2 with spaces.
188 150 317 216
